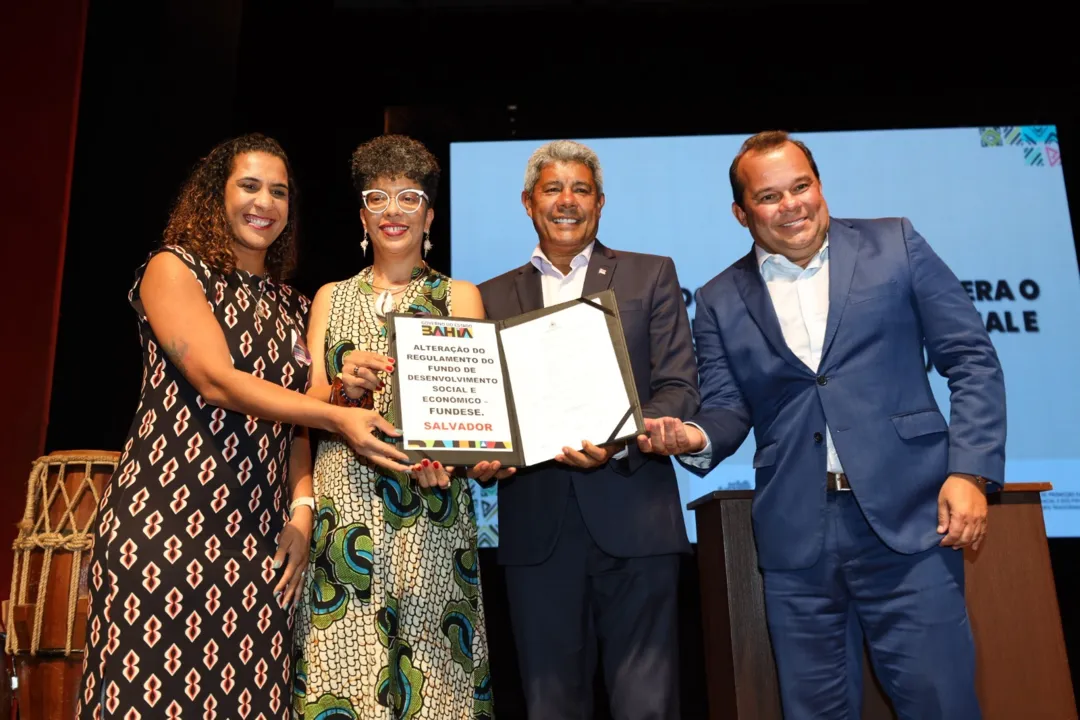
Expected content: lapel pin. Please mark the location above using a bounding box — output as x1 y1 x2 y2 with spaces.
598 268 607 275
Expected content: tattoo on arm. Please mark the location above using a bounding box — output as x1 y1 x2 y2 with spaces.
165 338 190 373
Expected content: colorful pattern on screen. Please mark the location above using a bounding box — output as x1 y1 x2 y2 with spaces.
979 125 1061 167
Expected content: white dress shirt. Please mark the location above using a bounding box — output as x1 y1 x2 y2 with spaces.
530 240 628 460
530 240 594 306
684 237 844 473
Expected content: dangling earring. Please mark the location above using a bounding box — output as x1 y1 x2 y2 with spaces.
361 230 369 257
423 231 432 259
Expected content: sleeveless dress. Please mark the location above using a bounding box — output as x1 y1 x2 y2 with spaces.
293 264 492 720
76 245 312 720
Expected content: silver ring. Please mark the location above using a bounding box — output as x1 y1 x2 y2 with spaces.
352 365 361 377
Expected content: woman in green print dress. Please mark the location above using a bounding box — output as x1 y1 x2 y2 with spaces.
293 135 492 719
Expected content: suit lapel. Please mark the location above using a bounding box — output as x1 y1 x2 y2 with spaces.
820 218 858 361
515 239 613 314
581 240 616 297
732 249 813 374
513 263 544 314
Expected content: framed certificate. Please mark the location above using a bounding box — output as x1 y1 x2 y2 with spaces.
385 289 644 467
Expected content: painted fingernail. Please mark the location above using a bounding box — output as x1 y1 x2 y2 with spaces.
386 366 394 372
434 462 441 469
422 459 430 467
272 559 282 569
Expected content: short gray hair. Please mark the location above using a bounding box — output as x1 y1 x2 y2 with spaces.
523 139 604 196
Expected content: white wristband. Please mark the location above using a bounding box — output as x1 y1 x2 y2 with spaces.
289 496 315 516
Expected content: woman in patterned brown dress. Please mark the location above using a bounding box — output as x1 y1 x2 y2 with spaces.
76 133 414 720
293 135 493 719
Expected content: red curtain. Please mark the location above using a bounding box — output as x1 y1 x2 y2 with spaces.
0 0 89 603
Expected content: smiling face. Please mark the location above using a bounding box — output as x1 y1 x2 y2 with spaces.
224 151 289 258
522 161 604 258
732 141 829 266
360 175 433 260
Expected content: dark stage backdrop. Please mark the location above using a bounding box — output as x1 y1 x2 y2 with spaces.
32 1 1079 717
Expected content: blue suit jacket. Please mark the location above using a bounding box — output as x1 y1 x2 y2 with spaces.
681 217 1006 570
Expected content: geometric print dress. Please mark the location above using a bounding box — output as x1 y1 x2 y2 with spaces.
76 244 312 720
293 264 493 720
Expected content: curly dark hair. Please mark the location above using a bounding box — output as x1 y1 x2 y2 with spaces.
162 133 298 282
350 134 440 205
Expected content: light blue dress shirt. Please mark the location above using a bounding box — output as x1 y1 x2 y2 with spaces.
684 237 844 473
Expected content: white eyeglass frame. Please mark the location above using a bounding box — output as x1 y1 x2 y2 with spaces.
361 188 429 214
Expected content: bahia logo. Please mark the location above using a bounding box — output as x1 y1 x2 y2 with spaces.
421 324 474 339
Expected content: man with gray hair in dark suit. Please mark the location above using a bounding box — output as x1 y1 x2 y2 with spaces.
471 139 700 719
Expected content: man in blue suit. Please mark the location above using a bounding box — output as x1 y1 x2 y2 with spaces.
638 131 1006 719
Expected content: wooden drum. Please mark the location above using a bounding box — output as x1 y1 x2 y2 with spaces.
4 450 119 720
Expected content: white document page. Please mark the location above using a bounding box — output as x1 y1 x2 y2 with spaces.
498 299 636 466
394 316 516 454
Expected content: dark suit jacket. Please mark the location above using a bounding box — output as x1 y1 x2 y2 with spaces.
478 240 699 565
679 217 1007 570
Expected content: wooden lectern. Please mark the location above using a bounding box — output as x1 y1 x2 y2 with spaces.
689 483 1076 719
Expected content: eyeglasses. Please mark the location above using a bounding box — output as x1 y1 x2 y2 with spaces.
361 188 428 214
